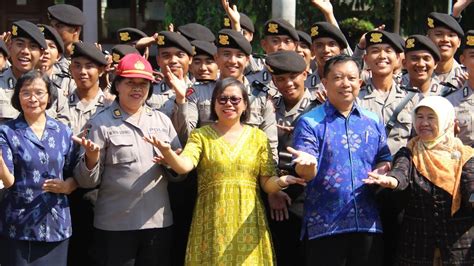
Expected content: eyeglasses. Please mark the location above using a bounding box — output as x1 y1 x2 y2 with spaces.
217 96 242 105
20 91 48 100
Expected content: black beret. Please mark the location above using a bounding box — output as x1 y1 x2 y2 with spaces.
11 20 47 50
216 29 252 55
111 44 140 63
177 23 215 42
71 42 108 66
266 50 306 75
191 40 217 57
310 22 347 49
365 30 404 53
116 28 148 44
37 24 64 54
297 30 312 47
463 30 474 50
264 18 299 41
223 13 255 33
156 31 194 56
427 12 464 37
47 4 85 26
0 40 9 57
404 35 441 62
392 33 406 51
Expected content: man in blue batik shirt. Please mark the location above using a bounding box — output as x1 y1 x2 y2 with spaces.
290 55 392 266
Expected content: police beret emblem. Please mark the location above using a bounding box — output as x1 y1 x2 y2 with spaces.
311 26 319 37
70 44 75 55
134 60 145 70
157 35 165 45
224 18 231 27
11 25 18 36
120 32 131 42
268 23 279 34
370 33 383 43
192 46 196 56
406 38 415 49
112 53 121 63
427 17 434 28
467 36 474 46
38 26 45 32
219 34 229 45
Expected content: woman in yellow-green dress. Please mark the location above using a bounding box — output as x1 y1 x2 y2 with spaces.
145 77 306 265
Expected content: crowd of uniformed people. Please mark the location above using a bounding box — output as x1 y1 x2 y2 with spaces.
0 0 472 265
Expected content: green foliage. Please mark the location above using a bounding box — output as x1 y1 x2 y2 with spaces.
339 18 374 47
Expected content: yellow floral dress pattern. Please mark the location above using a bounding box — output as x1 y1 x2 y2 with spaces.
182 125 276 266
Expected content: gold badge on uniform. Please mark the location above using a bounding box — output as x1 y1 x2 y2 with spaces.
112 53 121 63
11 25 18 36
406 38 415 49
427 17 434 28
224 18 230 27
113 109 122 118
268 23 278 34
466 36 474 46
370 33 383 43
311 26 319 37
120 32 131 42
157 35 165 45
134 60 145 70
219 34 229 45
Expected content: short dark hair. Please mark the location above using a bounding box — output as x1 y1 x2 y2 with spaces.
209 77 251 123
109 75 153 101
12 70 56 112
323 54 362 78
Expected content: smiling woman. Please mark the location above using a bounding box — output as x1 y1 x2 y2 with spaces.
0 70 77 266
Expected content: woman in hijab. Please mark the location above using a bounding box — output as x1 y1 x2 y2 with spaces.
363 96 474 265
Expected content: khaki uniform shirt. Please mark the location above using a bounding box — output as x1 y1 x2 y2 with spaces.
66 89 110 135
181 77 279 161
358 80 420 155
245 66 279 97
0 68 20 123
147 78 193 118
447 84 474 147
74 101 182 231
433 60 465 88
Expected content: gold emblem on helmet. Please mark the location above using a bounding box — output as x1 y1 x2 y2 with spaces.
427 18 434 28
219 34 229 45
157 35 165 45
120 32 131 42
370 33 383 43
11 25 18 36
224 18 230 27
406 38 415 49
268 23 278 34
311 26 319 37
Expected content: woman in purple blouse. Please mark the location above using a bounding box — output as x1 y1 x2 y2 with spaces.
0 70 78 265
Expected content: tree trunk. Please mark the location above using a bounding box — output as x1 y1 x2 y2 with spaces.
394 0 401 34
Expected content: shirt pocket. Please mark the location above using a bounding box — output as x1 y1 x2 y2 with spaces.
108 136 137 164
395 112 413 138
198 101 212 122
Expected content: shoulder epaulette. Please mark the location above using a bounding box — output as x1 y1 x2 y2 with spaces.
400 85 419 93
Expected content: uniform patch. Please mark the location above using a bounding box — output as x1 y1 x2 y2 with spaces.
464 87 469 97
262 71 269 82
7 78 14 89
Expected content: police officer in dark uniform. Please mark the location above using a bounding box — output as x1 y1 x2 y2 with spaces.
296 30 320 92
403 35 447 98
447 30 474 147
426 12 465 87
265 50 322 266
309 22 351 91
147 31 194 118
0 20 47 124
47 4 85 74
66 41 111 266
246 18 300 95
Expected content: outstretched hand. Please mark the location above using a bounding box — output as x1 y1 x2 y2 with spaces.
287 147 317 167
